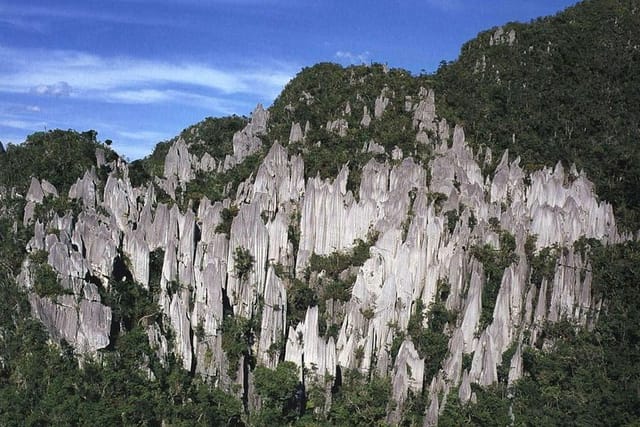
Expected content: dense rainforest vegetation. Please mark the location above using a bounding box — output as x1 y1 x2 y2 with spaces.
1 0 640 425
433 0 640 230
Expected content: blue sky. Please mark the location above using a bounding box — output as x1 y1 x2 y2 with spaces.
1 0 579 160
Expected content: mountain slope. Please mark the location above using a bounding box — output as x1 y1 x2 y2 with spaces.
434 0 640 229
0 1 639 426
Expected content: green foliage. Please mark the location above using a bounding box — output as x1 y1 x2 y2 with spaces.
0 129 117 195
406 299 451 381
181 150 264 205
0 267 243 426
438 384 511 426
132 116 248 182
181 115 248 159
29 250 70 298
149 248 165 290
32 195 82 223
443 240 640 425
0 199 32 273
133 140 171 179
434 0 640 230
444 209 459 233
471 230 518 329
530 244 559 285
252 362 301 425
287 278 318 328
215 205 239 236
428 192 447 213
329 369 392 426
221 315 256 377
102 274 159 335
287 211 301 256
270 62 435 191
398 389 426 426
307 232 378 304
3 2 640 424
496 341 518 385
233 246 254 280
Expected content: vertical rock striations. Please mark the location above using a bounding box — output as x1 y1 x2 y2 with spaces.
14 82 624 424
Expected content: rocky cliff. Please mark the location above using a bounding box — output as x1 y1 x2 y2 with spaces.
11 64 627 424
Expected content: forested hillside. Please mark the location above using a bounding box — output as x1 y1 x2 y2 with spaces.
1 0 639 425
434 0 640 230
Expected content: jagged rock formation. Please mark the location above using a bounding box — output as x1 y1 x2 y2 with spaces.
14 72 626 425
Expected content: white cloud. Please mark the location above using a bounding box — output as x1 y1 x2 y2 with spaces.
106 89 171 104
0 118 47 131
117 129 170 141
0 3 177 29
103 88 244 114
0 15 47 32
31 81 72 97
0 45 296 105
335 50 371 64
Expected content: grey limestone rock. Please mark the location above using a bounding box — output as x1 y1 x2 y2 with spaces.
344 101 351 116
257 267 287 368
248 103 268 135
41 180 58 198
285 305 337 382
389 340 425 424
21 248 111 353
226 201 270 318
288 122 303 144
29 292 111 353
507 343 523 385
103 172 137 232
223 104 268 171
197 152 218 172
13 82 626 424
69 170 99 209
360 106 372 128
391 147 403 160
423 393 439 427
459 369 472 403
26 177 45 203
164 137 194 183
95 148 106 167
326 118 348 137
490 26 516 46
374 88 390 118
412 87 437 132
364 140 385 154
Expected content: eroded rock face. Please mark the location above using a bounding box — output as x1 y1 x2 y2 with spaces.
224 104 269 171
15 85 623 422
20 219 112 353
374 87 391 118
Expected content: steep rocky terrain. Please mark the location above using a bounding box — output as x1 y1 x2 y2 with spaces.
1 1 639 425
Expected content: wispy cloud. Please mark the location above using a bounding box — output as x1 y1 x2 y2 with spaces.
103 88 243 113
0 3 177 29
31 81 72 97
335 50 371 65
0 45 296 105
0 15 47 32
0 118 47 131
117 129 170 141
2 103 42 114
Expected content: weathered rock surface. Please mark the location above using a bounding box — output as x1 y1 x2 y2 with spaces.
15 85 623 423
